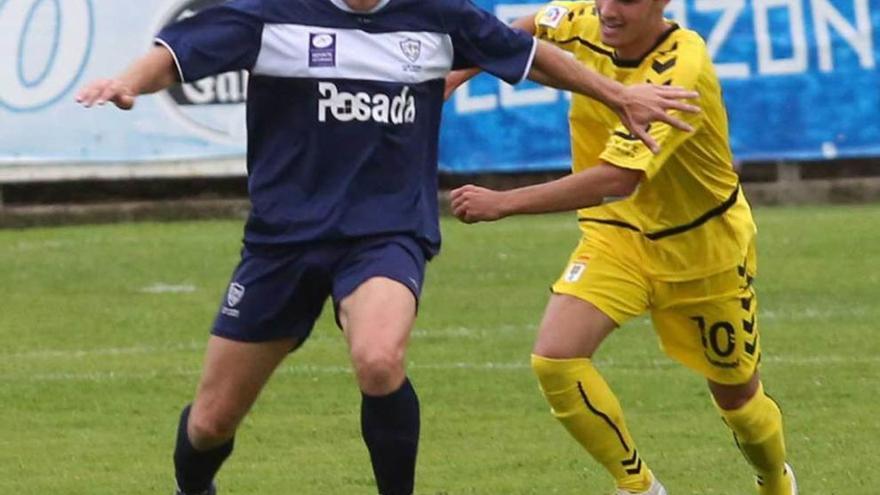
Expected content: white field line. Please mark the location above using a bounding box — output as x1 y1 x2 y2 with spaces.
139 283 197 294
2 341 207 360
759 307 870 320
1 326 536 361
7 303 870 362
2 236 147 252
3 354 877 383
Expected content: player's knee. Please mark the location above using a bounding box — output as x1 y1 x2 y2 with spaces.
714 392 752 411
351 346 405 394
715 383 782 444
188 409 240 445
531 353 580 394
709 374 760 411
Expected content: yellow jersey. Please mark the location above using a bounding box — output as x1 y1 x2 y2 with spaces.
534 1 756 281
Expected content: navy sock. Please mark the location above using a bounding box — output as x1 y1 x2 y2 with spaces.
361 378 420 495
173 405 233 494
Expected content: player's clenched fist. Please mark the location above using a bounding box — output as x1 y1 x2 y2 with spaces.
76 78 137 110
450 185 508 224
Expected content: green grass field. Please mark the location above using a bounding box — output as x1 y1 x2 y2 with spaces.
1 204 878 494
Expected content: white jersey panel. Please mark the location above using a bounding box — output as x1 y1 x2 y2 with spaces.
253 24 454 83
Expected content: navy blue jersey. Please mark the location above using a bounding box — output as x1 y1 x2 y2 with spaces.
156 0 536 255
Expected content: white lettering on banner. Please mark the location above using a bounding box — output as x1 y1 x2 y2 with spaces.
181 71 249 104
454 80 498 114
665 0 689 25
317 82 416 124
0 0 93 111
754 0 808 75
181 80 216 105
812 0 874 71
696 0 751 78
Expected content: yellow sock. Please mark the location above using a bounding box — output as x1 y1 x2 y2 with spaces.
531 355 653 492
716 383 792 495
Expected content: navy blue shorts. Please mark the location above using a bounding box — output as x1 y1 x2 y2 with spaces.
212 235 428 344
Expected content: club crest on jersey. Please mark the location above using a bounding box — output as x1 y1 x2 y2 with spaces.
538 6 569 28
309 33 337 67
399 39 422 63
226 282 245 307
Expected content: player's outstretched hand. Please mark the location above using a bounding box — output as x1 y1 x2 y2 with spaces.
616 83 699 154
75 78 137 110
450 184 507 223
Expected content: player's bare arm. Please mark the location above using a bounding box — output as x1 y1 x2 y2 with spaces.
450 163 643 223
76 45 178 110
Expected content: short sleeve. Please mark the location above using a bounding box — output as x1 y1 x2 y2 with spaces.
448 0 537 84
600 42 706 178
534 1 596 54
155 1 264 82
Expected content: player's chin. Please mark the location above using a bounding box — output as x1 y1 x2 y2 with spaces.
598 28 627 48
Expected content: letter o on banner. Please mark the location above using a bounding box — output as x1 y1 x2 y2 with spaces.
0 0 94 112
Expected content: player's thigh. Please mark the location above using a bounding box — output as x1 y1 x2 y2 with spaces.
334 236 424 341
333 236 425 389
338 276 417 355
533 294 619 358
338 276 417 394
536 238 649 359
650 265 760 386
190 336 297 436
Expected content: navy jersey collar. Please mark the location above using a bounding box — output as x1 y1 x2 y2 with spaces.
328 0 391 14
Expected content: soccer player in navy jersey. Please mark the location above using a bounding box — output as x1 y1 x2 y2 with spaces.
76 0 698 493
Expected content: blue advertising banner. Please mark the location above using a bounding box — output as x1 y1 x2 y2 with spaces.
0 0 247 172
0 0 878 177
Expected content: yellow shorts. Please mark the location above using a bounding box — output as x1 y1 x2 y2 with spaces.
551 235 760 385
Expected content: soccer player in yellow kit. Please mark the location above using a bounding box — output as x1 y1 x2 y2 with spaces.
446 1 797 494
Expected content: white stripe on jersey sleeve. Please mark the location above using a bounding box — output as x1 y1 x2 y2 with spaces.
516 38 538 84
253 24 454 84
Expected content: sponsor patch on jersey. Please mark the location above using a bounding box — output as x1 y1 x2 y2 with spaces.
309 32 337 67
538 6 569 28
563 262 587 282
317 82 416 124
